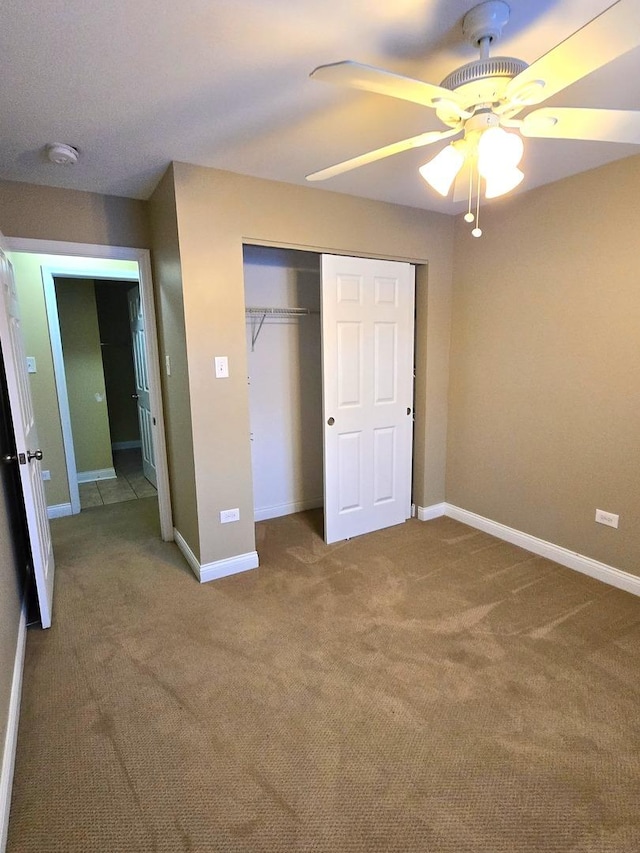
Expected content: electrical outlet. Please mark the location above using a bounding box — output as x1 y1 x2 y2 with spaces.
220 507 240 524
26 356 37 373
595 509 619 529
41 470 51 481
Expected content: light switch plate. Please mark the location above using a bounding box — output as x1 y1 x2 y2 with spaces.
215 356 229 378
26 356 37 373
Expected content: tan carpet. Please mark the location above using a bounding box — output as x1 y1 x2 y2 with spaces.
7 499 640 852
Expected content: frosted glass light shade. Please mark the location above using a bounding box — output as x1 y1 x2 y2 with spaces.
477 127 524 176
484 167 524 198
419 144 465 196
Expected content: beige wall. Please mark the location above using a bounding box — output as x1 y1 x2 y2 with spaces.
10 254 139 508
448 154 640 575
148 167 199 557
0 180 150 248
170 163 454 566
56 279 113 475
10 253 69 506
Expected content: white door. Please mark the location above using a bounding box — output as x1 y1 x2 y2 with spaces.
128 286 157 487
0 242 55 627
321 254 415 544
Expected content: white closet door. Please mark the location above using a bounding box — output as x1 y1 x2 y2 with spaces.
321 254 415 544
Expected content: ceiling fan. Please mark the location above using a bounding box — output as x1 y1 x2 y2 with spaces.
306 0 640 236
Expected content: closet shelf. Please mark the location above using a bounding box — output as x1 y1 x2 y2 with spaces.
245 306 318 350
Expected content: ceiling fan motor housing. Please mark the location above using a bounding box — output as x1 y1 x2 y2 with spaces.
439 56 528 110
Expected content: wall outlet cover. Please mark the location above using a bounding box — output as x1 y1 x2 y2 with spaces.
220 507 240 523
595 509 619 529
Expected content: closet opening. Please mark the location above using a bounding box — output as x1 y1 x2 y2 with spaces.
244 244 421 546
243 245 323 533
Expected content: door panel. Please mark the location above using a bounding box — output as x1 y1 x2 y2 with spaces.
322 255 415 544
0 242 55 627
128 286 157 488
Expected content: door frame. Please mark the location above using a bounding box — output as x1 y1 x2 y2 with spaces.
242 242 425 535
43 265 141 515
6 238 174 542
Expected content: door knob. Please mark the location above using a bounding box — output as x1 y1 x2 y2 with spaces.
132 394 139 399
327 417 335 426
2 453 17 464
27 449 43 462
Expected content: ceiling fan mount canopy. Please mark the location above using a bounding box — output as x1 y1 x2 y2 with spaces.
462 1 511 49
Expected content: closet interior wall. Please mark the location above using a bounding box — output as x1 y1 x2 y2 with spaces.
243 245 322 522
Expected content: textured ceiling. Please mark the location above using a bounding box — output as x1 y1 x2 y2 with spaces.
1 0 638 212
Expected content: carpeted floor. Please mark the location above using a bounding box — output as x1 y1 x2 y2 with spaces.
7 499 640 852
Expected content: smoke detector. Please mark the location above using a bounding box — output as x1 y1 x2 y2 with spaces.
46 143 80 166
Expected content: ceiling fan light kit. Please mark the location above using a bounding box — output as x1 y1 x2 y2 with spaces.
307 0 640 237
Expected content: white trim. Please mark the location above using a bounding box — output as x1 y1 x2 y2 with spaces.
254 498 323 522
0 603 27 853
47 503 73 519
5 238 142 260
174 528 259 584
42 270 81 514
6 239 174 542
76 467 116 484
425 504 640 598
111 440 141 451
417 502 446 521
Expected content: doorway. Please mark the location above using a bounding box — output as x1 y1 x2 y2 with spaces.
50 276 157 510
6 240 172 541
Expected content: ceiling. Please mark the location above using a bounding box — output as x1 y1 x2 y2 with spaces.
2 0 639 214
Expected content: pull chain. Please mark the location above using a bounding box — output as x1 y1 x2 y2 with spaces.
471 162 482 238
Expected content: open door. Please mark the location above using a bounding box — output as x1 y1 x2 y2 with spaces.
321 254 415 544
128 285 157 488
0 240 55 627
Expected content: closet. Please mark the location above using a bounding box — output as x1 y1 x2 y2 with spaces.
243 245 323 522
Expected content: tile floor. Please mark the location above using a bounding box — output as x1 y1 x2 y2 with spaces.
78 448 157 509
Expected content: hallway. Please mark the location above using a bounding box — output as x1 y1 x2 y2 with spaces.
78 448 157 508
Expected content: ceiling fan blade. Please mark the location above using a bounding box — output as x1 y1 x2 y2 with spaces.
306 127 461 182
522 107 640 143
506 0 640 107
310 61 470 118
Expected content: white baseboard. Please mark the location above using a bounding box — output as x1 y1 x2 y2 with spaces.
47 503 73 519
417 502 640 598
254 497 323 522
111 441 142 451
174 528 259 584
0 603 27 853
77 467 116 484
417 502 446 521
